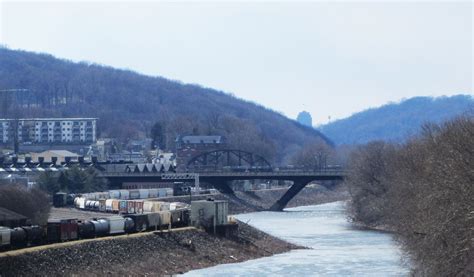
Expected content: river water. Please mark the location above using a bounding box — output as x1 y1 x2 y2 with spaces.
184 201 409 276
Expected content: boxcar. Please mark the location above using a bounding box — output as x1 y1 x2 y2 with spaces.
129 190 140 200
170 209 190 227
106 216 126 235
127 201 136 214
109 190 121 199
47 219 78 242
138 189 150 199
158 188 167 198
119 200 128 214
125 214 148 232
148 189 159 198
118 190 130 200
105 199 114 212
99 199 107 212
143 201 163 213
112 200 120 213
53 192 67 207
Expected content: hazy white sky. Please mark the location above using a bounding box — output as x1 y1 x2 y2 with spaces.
0 0 472 125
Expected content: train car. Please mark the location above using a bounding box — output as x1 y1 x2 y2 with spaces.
145 211 171 230
78 220 95 238
148 189 159 198
138 189 150 199
90 219 109 237
158 188 168 197
10 227 27 247
99 199 107 212
47 219 78 242
75 197 86 209
22 225 43 246
124 214 148 232
97 192 109 200
118 190 130 200
106 216 126 235
160 202 171 211
127 201 144 214
146 213 162 230
170 208 190 227
0 227 11 249
124 217 135 233
143 201 163 213
53 192 67 207
119 200 128 214
129 190 140 200
85 200 93 210
112 200 120 213
109 190 121 199
105 199 114 212
66 194 76 206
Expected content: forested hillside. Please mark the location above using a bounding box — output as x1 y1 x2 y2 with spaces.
0 47 330 163
319 95 473 145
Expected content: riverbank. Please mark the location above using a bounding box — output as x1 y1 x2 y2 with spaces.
0 221 302 276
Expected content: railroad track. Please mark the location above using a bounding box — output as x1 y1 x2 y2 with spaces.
0 226 197 258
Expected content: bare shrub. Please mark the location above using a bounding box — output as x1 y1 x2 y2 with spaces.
0 185 51 225
347 116 474 276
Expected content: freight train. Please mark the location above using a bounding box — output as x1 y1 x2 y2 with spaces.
0 208 190 252
53 188 175 208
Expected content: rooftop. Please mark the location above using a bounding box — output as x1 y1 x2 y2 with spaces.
33 150 79 157
0 207 28 221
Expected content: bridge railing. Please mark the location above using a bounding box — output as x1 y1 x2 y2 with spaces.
99 169 346 177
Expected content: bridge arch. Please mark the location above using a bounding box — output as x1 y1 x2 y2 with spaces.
186 149 272 171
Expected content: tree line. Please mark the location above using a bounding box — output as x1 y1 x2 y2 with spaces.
0 47 332 163
346 115 473 276
0 185 50 225
37 166 108 194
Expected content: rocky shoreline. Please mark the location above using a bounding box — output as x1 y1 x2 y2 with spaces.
0 222 301 276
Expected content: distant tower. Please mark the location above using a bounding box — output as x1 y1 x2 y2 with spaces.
297 111 312 127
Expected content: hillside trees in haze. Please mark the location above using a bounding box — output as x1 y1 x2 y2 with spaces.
0 47 331 163
320 95 474 145
346 115 474 276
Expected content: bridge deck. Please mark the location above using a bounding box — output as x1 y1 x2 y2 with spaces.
100 170 346 179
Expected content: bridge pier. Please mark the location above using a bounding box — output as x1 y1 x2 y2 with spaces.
269 180 310 211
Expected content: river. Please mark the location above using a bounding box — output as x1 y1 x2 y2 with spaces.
184 201 410 276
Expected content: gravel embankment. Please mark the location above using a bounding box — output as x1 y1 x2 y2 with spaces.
0 222 302 276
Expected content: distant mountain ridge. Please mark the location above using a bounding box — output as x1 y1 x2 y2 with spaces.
319 95 473 145
0 47 330 163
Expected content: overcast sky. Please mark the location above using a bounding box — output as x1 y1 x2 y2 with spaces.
0 0 472 125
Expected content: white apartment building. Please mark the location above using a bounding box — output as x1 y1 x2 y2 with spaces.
0 118 97 144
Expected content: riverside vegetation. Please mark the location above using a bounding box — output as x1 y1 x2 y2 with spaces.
346 115 474 276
